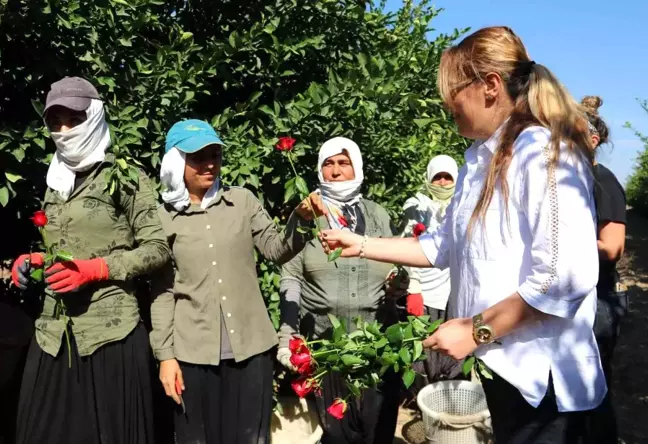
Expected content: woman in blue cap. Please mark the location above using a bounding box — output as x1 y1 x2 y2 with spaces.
150 119 326 443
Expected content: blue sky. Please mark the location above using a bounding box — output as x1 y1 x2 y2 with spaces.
385 0 648 186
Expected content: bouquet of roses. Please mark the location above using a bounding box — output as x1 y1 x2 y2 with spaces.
287 314 442 418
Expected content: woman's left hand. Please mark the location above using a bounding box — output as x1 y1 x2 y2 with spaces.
296 192 327 221
423 317 477 360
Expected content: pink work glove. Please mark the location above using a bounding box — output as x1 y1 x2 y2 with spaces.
406 293 425 317
11 253 45 289
45 258 109 293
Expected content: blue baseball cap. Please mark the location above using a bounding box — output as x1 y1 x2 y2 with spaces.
165 119 224 154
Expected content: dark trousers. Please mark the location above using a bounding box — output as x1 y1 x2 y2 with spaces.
0 344 28 444
481 371 617 444
174 351 274 444
314 371 400 444
594 285 628 387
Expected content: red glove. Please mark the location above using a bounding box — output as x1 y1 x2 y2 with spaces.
45 258 109 293
12 253 45 289
406 293 425 317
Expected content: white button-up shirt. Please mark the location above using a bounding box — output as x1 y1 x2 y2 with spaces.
420 126 606 412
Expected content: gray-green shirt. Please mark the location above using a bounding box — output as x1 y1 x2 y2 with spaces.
37 155 171 357
281 199 396 340
150 185 313 365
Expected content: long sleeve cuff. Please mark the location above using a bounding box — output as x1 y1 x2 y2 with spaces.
154 347 175 361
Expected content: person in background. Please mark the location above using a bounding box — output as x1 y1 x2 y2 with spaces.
400 154 463 388
150 119 325 444
319 27 616 443
10 76 171 444
277 137 400 444
582 95 627 390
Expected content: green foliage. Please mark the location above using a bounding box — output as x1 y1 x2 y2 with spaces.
625 100 648 216
303 314 440 393
0 1 467 315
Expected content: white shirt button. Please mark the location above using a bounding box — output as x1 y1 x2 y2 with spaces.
212 261 217 266
227 313 232 318
230 329 235 334
209 244 214 248
222 296 226 301
206 225 211 230
218 279 223 284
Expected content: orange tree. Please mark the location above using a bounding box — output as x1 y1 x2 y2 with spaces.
0 0 468 325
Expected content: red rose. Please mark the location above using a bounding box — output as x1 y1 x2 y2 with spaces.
291 377 317 398
276 136 296 151
412 222 426 238
338 215 348 228
31 210 48 228
289 336 308 354
327 398 348 420
290 352 314 376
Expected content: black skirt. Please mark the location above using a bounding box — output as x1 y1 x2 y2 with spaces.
174 351 274 444
15 323 155 444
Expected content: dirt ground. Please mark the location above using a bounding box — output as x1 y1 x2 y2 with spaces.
393 208 648 444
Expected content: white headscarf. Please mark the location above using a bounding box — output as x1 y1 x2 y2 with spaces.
317 137 363 204
160 147 220 211
426 154 458 184
316 137 364 231
46 99 111 200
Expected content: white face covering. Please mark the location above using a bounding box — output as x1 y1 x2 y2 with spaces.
46 99 111 200
317 137 364 205
160 147 220 211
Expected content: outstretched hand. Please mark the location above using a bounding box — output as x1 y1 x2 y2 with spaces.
319 229 364 258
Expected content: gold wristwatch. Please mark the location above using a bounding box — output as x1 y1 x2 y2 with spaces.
472 313 495 345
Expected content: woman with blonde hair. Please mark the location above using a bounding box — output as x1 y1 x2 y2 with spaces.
319 27 615 443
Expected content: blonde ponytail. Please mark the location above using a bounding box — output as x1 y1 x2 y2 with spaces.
437 26 593 236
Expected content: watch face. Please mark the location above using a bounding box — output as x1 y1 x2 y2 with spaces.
475 326 493 343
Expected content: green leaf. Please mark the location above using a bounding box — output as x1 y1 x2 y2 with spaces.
295 176 309 197
402 368 416 389
385 324 403 345
55 251 74 262
119 37 133 47
5 171 22 183
0 187 9 207
399 347 412 365
258 105 275 116
413 118 432 128
403 324 414 340
362 346 376 358
328 313 341 330
346 381 361 397
181 32 193 40
413 340 423 361
327 247 342 262
333 325 345 342
340 354 364 367
116 158 128 170
477 360 493 380
427 318 443 333
30 268 44 282
462 356 476 376
374 337 388 349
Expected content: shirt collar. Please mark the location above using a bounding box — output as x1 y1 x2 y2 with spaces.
168 185 233 219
